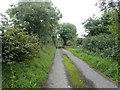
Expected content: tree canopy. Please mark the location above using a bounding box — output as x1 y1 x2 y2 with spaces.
58 23 77 46
82 13 111 37
6 2 62 43
82 0 120 61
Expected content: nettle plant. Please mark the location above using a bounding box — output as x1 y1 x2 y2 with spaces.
2 28 40 63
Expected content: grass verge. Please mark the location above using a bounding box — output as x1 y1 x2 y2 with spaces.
63 55 86 88
66 48 119 83
2 44 56 88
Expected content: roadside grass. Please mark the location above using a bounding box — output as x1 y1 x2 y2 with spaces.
66 47 119 83
2 44 56 88
63 55 86 88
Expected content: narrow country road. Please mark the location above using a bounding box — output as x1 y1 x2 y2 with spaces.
45 49 71 88
45 49 118 88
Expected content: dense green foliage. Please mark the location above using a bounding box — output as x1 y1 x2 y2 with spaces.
96 0 120 61
6 2 62 43
1 1 62 63
2 28 40 62
82 8 120 61
58 23 77 46
82 34 119 59
82 14 111 36
2 45 55 88
1 1 61 88
63 55 86 88
66 48 119 83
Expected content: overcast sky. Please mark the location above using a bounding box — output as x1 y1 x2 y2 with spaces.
0 0 101 37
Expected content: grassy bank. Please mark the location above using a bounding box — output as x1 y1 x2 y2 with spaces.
63 55 86 88
2 44 56 88
66 47 119 83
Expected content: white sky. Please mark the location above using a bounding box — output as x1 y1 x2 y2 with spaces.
0 0 101 37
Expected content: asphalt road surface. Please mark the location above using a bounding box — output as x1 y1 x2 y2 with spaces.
45 49 118 88
45 49 71 88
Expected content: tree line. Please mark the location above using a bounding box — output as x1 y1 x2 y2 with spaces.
0 0 119 64
77 0 120 62
1 2 61 62
0 1 77 63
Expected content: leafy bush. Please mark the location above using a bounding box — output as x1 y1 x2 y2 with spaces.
82 34 119 60
2 28 40 62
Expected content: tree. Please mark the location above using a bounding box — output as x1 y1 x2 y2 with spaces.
97 0 120 34
82 14 111 37
58 23 77 46
97 0 120 63
6 2 62 43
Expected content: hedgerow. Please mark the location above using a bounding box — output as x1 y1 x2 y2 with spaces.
82 34 119 60
2 28 40 63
